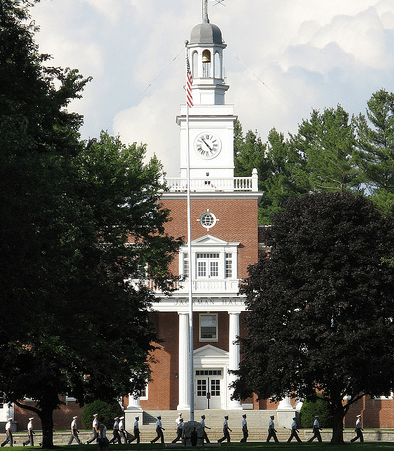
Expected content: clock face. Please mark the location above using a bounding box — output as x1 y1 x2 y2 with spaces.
194 133 221 159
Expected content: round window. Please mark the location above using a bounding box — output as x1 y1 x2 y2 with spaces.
200 212 216 229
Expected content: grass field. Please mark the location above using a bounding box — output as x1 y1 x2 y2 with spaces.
4 442 393 451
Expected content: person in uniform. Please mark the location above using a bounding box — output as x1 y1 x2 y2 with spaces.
98 418 108 451
87 414 99 444
350 414 364 443
68 416 81 445
240 414 248 442
200 415 210 444
175 413 182 427
1 418 13 447
118 417 126 444
171 418 184 443
287 416 301 442
218 415 231 443
109 417 121 444
130 416 140 444
151 415 165 444
307 415 322 442
23 418 34 446
266 415 279 443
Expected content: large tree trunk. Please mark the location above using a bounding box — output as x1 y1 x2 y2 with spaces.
331 407 345 444
40 407 54 449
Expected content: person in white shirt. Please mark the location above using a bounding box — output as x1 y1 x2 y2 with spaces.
68 416 81 445
287 416 301 442
175 413 182 427
151 415 165 444
87 414 99 444
1 418 13 447
350 414 364 443
118 417 126 444
109 417 121 444
23 418 34 446
266 415 279 442
131 416 140 444
200 415 210 444
240 414 248 442
171 418 184 443
218 415 231 443
307 415 322 442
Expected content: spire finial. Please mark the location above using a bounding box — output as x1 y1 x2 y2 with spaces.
202 0 209 23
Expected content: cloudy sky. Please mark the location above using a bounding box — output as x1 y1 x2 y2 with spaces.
31 0 394 176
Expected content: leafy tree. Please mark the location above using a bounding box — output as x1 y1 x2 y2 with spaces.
300 393 333 428
0 1 181 448
289 105 360 194
354 89 394 216
82 400 123 429
232 192 394 444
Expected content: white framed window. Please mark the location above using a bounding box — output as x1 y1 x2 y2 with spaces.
225 253 232 278
199 313 218 342
196 253 220 279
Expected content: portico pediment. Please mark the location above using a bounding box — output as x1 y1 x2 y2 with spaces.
193 344 229 367
191 234 239 247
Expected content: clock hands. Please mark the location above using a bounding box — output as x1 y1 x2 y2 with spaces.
201 137 213 152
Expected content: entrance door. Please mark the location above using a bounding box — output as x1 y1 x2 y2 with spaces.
195 369 222 409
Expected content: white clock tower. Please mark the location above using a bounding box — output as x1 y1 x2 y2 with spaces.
177 0 237 185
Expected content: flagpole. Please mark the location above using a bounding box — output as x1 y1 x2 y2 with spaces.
185 40 194 422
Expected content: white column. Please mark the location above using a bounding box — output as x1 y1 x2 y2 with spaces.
127 395 141 410
177 312 190 411
228 312 242 409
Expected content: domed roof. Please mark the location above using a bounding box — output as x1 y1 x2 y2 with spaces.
190 22 223 45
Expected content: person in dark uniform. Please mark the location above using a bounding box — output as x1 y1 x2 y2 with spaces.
218 415 231 443
307 415 322 442
350 414 363 443
151 415 165 444
68 416 81 445
287 417 302 442
200 415 210 444
87 414 99 444
1 418 13 447
266 415 279 443
240 414 248 442
171 418 184 443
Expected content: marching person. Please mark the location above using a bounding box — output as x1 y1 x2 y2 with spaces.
266 415 279 443
68 416 81 445
118 417 126 444
109 417 121 444
1 418 13 447
171 418 184 443
23 418 34 447
150 415 165 444
175 413 182 427
87 414 99 444
200 415 210 444
287 417 301 443
131 416 140 444
350 414 364 443
307 415 322 442
98 418 109 451
240 414 248 442
218 415 231 443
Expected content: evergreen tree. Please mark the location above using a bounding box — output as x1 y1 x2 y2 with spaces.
354 89 394 216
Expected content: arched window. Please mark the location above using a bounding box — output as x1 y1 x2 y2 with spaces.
192 51 198 78
214 51 221 78
202 49 211 78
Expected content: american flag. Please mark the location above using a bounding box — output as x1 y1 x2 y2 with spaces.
186 56 193 108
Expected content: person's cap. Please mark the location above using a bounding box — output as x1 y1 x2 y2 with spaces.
178 412 182 415
201 415 205 419
357 414 361 417
157 415 161 419
242 414 246 417
120 417 124 420
8 418 12 421
73 416 78 419
270 415 274 418
315 415 319 418
29 418 34 421
224 415 228 419
93 413 98 416
135 416 139 420
114 417 119 420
